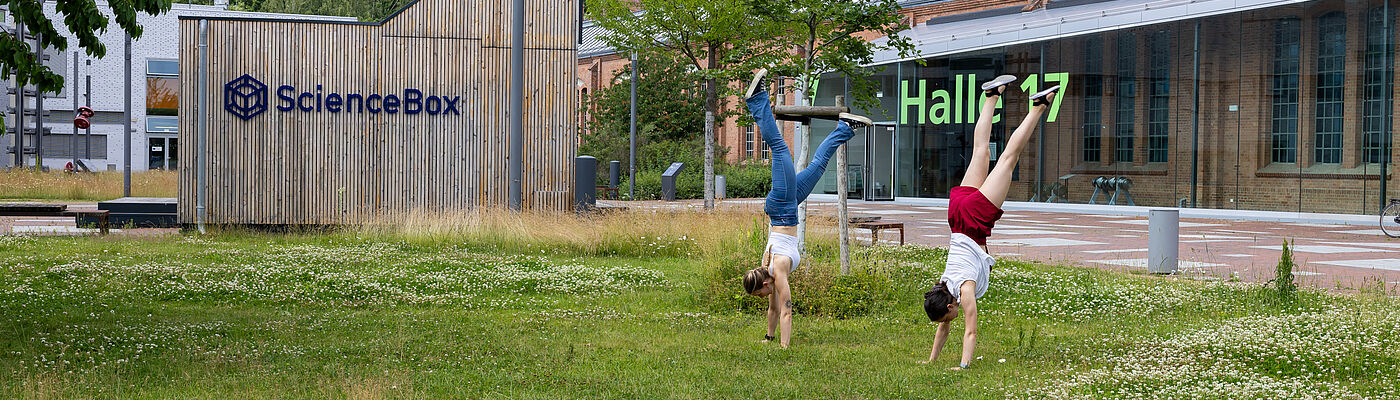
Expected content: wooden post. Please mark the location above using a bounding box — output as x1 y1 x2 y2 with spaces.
835 95 849 274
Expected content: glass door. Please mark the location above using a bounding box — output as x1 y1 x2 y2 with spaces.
866 123 897 200
845 124 867 199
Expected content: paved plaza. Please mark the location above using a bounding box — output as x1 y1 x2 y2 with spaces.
617 195 1400 294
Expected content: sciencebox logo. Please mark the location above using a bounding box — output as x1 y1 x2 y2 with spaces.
224 74 462 120
224 74 268 121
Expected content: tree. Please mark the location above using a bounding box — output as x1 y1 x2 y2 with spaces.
1 0 172 94
227 0 411 22
590 0 772 210
748 0 919 250
579 52 705 182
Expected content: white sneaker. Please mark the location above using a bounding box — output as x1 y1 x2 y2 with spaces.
745 68 769 100
1031 85 1061 105
838 112 872 128
981 74 1017 95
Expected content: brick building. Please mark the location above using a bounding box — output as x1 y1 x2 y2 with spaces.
581 0 1400 215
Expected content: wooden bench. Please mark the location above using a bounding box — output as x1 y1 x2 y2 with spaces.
848 216 905 246
596 186 621 200
0 203 111 235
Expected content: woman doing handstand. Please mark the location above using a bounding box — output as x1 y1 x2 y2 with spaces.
740 68 870 349
923 75 1060 370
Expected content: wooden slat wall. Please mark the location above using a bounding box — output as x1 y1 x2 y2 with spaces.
178 0 579 224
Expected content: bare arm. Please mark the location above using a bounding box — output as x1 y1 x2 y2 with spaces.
774 262 793 349
927 320 952 363
764 250 778 340
766 283 779 340
956 282 979 369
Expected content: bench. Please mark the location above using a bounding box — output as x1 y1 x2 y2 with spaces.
847 216 904 246
0 203 111 235
596 186 620 200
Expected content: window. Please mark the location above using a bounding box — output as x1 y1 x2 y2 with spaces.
146 116 178 133
145 59 178 117
1148 30 1170 163
1364 7 1393 164
745 124 756 158
1082 36 1103 163
1314 12 1345 164
1115 32 1136 163
146 60 178 76
760 128 770 159
1271 17 1301 164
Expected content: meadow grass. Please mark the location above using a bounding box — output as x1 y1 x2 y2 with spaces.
0 210 1395 399
0 170 177 201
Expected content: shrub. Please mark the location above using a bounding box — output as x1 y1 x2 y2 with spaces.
700 220 942 319
1272 239 1297 295
620 149 771 200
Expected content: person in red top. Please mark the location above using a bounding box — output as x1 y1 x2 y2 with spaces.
923 75 1060 370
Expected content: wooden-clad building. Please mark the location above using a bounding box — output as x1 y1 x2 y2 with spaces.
177 0 579 225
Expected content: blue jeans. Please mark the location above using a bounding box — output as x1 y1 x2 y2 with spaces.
747 90 855 227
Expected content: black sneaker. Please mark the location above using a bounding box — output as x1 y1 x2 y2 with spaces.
838 112 872 128
745 68 769 100
981 74 1017 96
1031 85 1061 106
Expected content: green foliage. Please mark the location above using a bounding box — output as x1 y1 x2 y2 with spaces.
702 221 944 319
1 0 172 93
2 225 1399 398
746 0 920 112
622 158 771 201
579 52 705 184
226 0 412 22
717 161 771 199
1273 239 1297 295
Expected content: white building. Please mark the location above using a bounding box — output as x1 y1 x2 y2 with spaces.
3 1 354 171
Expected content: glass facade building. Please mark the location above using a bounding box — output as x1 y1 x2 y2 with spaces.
807 0 1398 215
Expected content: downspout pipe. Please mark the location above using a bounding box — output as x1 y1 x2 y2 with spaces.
197 19 209 233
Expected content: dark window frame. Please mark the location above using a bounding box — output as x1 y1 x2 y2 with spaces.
1082 36 1103 163
1271 17 1301 164
1313 11 1346 165
1115 31 1136 163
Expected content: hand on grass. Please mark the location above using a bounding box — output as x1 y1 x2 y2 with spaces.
947 366 964 371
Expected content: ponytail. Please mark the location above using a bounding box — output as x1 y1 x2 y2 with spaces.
923 281 955 321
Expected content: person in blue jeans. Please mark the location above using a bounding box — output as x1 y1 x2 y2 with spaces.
740 68 870 349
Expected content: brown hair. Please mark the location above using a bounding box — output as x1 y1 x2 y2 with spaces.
743 267 772 294
924 282 955 321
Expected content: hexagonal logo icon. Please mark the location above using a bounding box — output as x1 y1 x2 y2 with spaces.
224 74 268 121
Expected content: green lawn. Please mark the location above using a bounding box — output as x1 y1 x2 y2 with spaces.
0 226 1396 399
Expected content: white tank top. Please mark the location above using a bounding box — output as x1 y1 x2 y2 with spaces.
941 233 993 302
766 231 801 273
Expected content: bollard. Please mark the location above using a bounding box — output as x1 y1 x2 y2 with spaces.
575 156 597 212
609 160 620 189
661 162 685 201
715 175 726 200
1148 209 1179 274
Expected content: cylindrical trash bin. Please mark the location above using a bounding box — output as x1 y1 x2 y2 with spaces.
1148 209 1179 274
574 156 597 211
715 175 726 200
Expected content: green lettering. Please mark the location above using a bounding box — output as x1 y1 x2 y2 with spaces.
900 80 927 125
953 75 963 124
967 74 977 124
976 90 1003 124
1044 72 1069 122
930 89 952 125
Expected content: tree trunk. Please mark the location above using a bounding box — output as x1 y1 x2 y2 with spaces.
793 78 810 248
703 44 717 210
835 95 849 274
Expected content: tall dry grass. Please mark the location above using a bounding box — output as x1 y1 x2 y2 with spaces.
0 170 178 201
352 208 797 259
